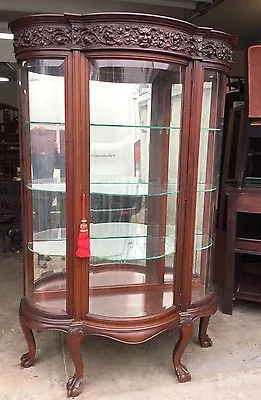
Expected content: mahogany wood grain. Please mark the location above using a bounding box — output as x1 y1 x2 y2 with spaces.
198 315 212 347
65 53 74 317
67 330 84 397
173 63 193 307
181 61 204 310
173 313 193 383
19 313 36 368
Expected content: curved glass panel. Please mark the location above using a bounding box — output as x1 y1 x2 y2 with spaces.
192 69 226 303
88 59 185 317
21 59 66 308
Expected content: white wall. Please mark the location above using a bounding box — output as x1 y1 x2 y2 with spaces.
0 39 15 63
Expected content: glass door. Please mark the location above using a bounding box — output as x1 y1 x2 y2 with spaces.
87 58 185 318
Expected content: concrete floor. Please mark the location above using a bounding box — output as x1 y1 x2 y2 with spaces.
1 251 261 400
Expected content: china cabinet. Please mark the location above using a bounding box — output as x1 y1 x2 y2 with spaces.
10 13 235 397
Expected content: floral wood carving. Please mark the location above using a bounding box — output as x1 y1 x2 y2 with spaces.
13 26 72 49
72 24 203 56
68 326 86 336
12 22 233 64
202 40 233 63
179 312 193 328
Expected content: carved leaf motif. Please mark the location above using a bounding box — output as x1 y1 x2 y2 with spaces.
12 22 233 65
202 40 233 63
13 26 72 49
179 312 193 327
72 24 203 57
69 326 86 336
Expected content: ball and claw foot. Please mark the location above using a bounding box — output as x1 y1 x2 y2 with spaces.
20 352 34 368
66 374 83 398
175 362 191 383
199 333 213 348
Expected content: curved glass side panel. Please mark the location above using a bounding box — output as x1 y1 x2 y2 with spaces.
21 60 66 311
192 70 226 303
88 59 184 317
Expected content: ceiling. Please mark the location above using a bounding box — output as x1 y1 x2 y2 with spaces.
0 0 260 43
192 0 261 48
0 0 214 27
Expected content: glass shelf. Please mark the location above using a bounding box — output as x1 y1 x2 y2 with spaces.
28 236 174 260
25 121 221 133
25 121 65 127
27 223 213 259
26 178 216 195
32 224 175 240
27 179 66 193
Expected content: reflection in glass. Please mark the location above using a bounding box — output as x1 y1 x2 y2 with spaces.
23 60 66 291
193 70 225 300
88 59 184 317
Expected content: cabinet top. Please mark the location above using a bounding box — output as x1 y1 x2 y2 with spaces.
9 12 236 68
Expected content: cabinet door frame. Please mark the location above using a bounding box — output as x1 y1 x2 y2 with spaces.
81 51 190 319
179 61 205 311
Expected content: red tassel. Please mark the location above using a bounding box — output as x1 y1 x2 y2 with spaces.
76 220 91 258
76 194 91 258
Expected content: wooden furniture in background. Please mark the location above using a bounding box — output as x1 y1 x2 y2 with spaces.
218 103 246 228
10 13 235 397
248 44 261 122
223 185 261 314
0 103 19 178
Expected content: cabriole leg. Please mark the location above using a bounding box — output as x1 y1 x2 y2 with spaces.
66 328 85 398
173 314 193 383
198 315 212 348
19 314 36 368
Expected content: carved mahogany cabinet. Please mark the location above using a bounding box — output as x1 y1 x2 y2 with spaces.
10 13 235 397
